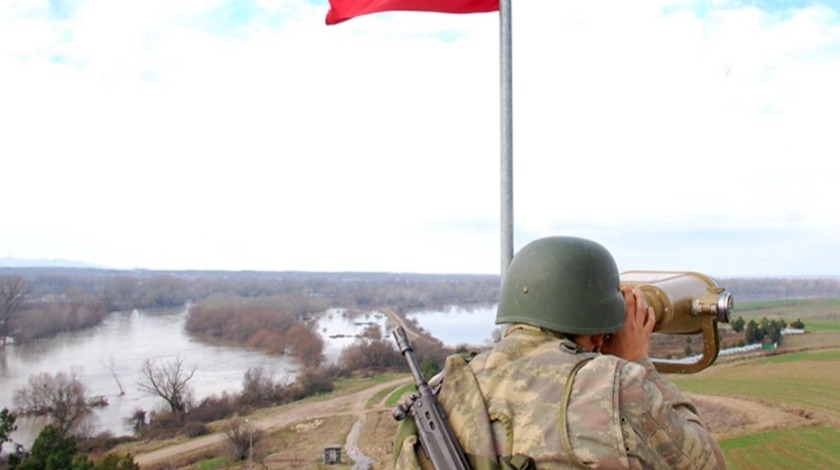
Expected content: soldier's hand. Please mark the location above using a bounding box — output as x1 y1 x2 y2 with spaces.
392 393 419 421
601 286 655 362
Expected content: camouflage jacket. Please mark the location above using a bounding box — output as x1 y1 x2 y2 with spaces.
394 324 726 469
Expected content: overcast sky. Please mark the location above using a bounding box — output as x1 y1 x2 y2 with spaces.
2 0 839 277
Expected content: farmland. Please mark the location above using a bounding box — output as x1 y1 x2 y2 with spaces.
733 298 840 322
671 300 840 469
719 426 840 470
672 349 840 418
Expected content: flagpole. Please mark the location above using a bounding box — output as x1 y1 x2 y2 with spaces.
500 0 513 278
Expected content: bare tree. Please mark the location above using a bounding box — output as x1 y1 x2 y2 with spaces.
240 366 284 408
339 337 403 371
13 370 92 435
137 356 196 414
105 355 126 395
1 275 29 348
125 408 147 433
223 418 263 463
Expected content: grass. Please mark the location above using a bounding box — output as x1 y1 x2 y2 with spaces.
195 457 229 469
365 382 404 409
734 298 840 320
752 349 840 365
672 342 840 468
673 349 840 418
385 383 416 407
720 425 840 470
805 318 840 332
735 299 803 311
778 330 840 351
286 372 404 408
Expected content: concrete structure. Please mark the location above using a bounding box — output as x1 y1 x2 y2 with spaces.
324 445 342 464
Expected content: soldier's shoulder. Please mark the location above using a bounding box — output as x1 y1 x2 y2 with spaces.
578 354 651 387
582 353 627 372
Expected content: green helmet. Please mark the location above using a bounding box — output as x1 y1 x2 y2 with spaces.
496 236 625 335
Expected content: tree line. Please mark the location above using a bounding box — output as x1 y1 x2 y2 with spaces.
185 293 329 367
5 268 839 347
1 270 499 347
718 276 840 301
730 316 804 346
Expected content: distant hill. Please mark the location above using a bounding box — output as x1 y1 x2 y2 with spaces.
1 259 838 302
0 264 499 284
0 257 105 269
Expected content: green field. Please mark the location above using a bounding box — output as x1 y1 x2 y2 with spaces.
752 349 840 364
720 426 840 470
734 298 840 320
672 347 840 468
804 318 840 332
673 349 840 417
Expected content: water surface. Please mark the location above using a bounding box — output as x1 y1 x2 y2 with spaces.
405 304 499 347
0 304 495 449
0 308 296 446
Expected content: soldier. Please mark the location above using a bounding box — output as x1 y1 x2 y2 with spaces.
394 236 726 469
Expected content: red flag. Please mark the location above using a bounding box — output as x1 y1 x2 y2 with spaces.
326 0 499 25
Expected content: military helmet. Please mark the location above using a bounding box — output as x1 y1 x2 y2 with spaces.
496 236 625 335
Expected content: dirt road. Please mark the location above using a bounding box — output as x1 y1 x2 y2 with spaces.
135 308 421 468
134 377 410 468
381 308 422 341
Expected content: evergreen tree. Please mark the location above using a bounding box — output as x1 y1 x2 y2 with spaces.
767 319 784 344
15 426 76 470
731 316 746 333
0 407 16 446
12 425 139 470
421 358 441 379
744 319 761 344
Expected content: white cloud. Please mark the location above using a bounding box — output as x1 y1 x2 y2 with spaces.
1 0 839 276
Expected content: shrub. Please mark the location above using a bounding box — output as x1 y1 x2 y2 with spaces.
189 394 237 424
181 422 210 438
290 367 337 400
223 419 262 462
76 433 135 454
239 367 287 409
339 338 403 373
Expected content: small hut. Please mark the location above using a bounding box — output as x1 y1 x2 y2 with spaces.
323 445 342 464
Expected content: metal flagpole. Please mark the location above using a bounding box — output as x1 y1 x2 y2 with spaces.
500 0 513 278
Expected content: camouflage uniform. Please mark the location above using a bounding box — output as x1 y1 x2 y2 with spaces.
394 324 726 469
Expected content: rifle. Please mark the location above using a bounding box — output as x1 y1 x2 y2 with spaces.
392 326 472 470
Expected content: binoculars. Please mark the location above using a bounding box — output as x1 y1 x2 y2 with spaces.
620 271 734 374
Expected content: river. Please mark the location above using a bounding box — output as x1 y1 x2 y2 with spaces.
405 304 498 347
0 304 497 450
0 307 299 448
